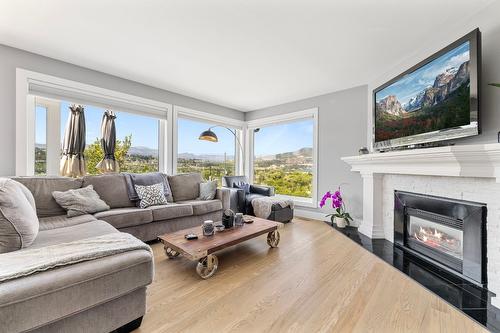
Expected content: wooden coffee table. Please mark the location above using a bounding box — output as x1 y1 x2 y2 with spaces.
158 216 281 279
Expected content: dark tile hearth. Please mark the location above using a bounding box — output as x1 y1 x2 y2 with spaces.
331 224 500 332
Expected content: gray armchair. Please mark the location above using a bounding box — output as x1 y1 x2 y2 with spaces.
222 176 275 215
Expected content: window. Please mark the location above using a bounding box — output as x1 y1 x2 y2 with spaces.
59 101 160 174
34 105 47 175
177 117 238 185
252 115 316 202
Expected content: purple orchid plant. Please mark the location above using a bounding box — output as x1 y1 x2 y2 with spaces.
320 187 353 225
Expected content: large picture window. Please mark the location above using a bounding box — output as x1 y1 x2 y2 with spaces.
59 101 160 174
177 117 237 184
252 115 316 201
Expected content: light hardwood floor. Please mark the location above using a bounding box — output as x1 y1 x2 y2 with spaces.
134 218 487 333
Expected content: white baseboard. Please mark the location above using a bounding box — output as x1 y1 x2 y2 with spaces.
294 209 362 228
294 208 329 221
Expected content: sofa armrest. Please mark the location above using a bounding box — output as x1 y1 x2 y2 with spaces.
221 187 245 213
216 188 231 211
250 184 275 197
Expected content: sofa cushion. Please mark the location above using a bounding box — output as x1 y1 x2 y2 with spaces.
0 179 39 253
52 185 110 217
12 176 83 217
0 247 152 333
39 214 97 231
148 203 193 221
82 174 135 208
177 199 223 216
168 173 203 201
31 220 117 249
93 207 153 229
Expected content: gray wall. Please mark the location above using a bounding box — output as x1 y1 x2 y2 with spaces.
366 1 500 148
0 44 243 176
246 85 368 221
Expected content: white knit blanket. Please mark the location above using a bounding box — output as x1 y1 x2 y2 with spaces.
252 196 294 219
0 233 151 283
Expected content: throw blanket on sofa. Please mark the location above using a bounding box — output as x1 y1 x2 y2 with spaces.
252 197 294 219
0 233 151 282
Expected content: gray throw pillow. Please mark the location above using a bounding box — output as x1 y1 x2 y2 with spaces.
199 181 218 200
134 183 168 208
52 185 110 217
0 178 39 253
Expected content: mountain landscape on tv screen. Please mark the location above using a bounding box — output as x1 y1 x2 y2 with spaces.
375 42 471 143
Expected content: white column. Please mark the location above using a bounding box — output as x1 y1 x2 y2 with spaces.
359 172 385 238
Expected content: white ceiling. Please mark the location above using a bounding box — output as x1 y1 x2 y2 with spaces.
0 0 495 111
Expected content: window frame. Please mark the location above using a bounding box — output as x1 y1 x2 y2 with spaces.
16 69 171 176
246 108 319 208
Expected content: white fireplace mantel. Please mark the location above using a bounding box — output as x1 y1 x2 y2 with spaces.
341 143 500 238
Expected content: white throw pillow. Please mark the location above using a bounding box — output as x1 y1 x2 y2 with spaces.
134 183 168 208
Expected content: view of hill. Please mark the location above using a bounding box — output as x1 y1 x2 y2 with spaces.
375 58 471 142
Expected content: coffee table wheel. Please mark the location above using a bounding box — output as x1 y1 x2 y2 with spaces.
196 254 218 279
267 230 280 248
164 247 180 259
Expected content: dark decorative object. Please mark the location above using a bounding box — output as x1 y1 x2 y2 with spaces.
394 190 487 286
358 147 369 155
222 209 235 229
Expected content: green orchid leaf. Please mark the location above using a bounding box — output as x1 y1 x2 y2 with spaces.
489 83 500 88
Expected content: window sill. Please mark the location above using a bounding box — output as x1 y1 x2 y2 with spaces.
274 194 317 208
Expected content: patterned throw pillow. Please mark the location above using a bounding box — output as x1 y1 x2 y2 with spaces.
134 183 168 208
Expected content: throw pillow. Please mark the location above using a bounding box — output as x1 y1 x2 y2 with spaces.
124 172 173 204
52 185 110 217
0 178 39 253
134 183 168 208
198 180 218 200
234 182 250 194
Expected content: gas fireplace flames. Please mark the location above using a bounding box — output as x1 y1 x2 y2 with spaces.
413 225 461 255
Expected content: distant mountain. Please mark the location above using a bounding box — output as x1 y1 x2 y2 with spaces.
377 60 470 117
128 146 158 157
256 147 312 161
178 152 234 162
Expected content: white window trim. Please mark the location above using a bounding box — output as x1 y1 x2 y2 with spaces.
16 68 172 176
173 105 246 176
35 97 61 175
246 108 319 208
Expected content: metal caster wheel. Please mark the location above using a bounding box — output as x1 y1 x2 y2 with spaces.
196 254 218 279
165 247 180 259
267 230 280 248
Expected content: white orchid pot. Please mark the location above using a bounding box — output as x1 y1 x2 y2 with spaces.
334 217 347 228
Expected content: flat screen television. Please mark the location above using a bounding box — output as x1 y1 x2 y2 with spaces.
373 29 481 151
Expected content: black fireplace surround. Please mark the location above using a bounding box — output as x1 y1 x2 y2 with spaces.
394 191 487 286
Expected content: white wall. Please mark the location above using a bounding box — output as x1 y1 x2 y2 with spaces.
0 44 244 176
245 85 368 222
367 1 500 150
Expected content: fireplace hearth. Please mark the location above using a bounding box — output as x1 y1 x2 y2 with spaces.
394 191 487 286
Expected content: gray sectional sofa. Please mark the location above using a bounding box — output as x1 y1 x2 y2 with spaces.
0 172 229 333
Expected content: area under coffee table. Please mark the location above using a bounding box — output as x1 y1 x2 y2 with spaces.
158 217 281 279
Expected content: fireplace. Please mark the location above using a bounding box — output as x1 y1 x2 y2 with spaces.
394 191 487 286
